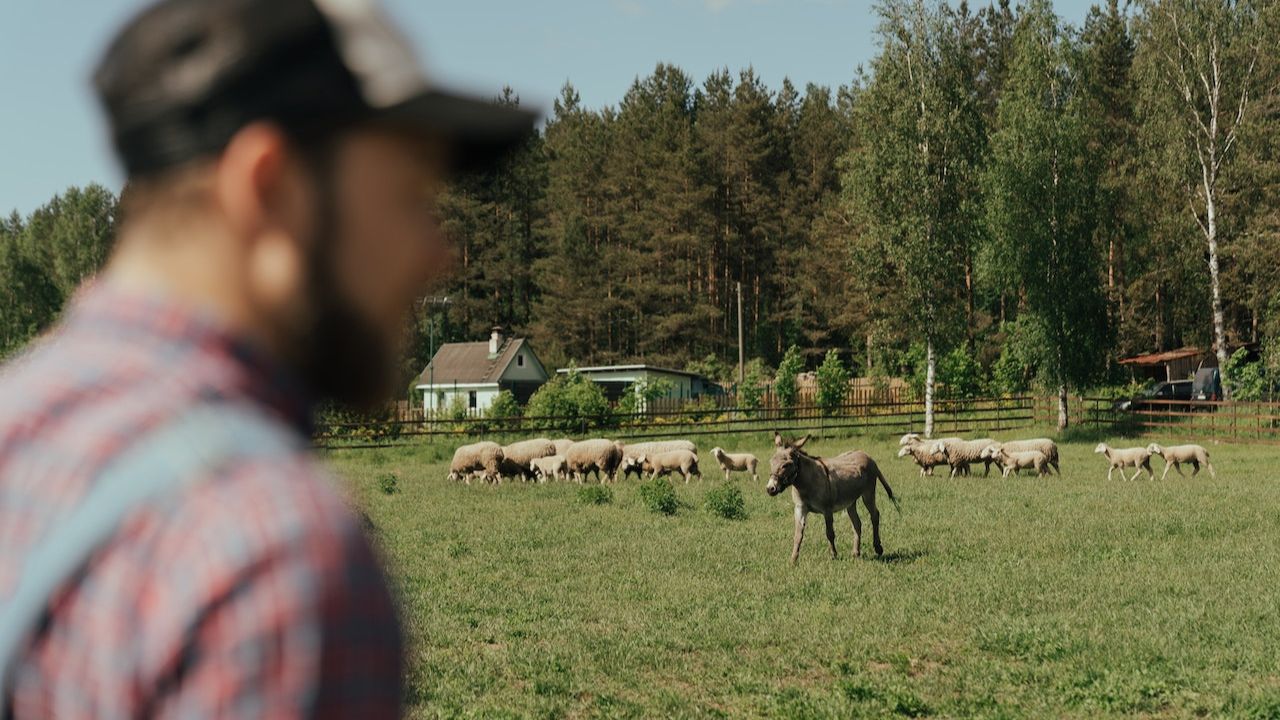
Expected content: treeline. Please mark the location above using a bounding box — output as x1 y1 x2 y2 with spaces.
425 0 1280 408
5 0 1278 414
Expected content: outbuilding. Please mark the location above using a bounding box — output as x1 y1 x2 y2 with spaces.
416 328 549 414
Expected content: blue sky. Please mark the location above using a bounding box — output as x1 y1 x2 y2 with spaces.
1 0 1099 218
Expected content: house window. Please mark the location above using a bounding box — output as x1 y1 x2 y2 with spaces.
468 391 477 409
517 353 524 367
436 391 445 408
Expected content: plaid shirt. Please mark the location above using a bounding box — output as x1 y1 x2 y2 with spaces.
0 282 403 718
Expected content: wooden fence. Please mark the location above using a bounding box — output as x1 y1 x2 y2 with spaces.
1050 396 1280 445
316 394 1037 450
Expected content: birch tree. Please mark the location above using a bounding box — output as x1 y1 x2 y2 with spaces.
845 0 982 437
1137 0 1265 398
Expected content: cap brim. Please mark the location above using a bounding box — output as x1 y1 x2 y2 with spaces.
379 89 539 174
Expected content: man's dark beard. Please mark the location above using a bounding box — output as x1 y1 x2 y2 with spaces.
290 138 399 413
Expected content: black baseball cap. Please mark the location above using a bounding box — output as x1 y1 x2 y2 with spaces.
93 0 538 177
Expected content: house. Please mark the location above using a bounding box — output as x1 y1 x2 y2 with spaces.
1118 346 1216 383
556 364 722 404
416 328 549 414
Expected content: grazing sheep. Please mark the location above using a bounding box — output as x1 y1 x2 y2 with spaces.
991 438 1061 475
552 438 575 456
448 441 504 484
620 440 697 480
1146 443 1216 480
896 436 958 476
499 438 558 481
565 439 625 483
640 449 702 484
931 438 997 477
985 447 1050 477
710 447 758 481
530 454 567 483
1094 443 1154 481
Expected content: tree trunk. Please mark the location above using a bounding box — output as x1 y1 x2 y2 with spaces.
1205 186 1231 399
924 339 936 439
1057 384 1068 432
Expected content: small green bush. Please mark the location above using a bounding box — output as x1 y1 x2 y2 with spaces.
377 472 399 495
577 484 614 505
638 477 679 515
704 482 746 520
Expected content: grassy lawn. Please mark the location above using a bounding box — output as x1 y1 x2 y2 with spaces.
326 431 1280 719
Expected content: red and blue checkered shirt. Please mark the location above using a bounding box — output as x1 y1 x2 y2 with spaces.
0 282 403 718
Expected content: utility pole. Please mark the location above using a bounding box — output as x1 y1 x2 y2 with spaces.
737 282 744 386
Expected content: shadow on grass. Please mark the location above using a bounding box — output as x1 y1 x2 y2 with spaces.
872 548 928 565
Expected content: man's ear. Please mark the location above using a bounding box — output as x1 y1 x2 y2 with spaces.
214 122 311 244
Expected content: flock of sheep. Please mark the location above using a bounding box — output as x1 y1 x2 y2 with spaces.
447 432 1217 486
446 437 758 485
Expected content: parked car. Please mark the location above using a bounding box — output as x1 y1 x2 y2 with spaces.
1113 380 1193 411
1192 367 1222 401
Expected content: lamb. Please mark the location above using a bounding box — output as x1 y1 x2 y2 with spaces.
564 438 626 483
529 454 567 483
1094 443 1154 481
710 447 758 481
1146 443 1216 480
620 440 697 480
990 438 1061 475
499 438 558 481
982 446 1050 477
447 441 504 485
638 449 702 483
930 438 997 477
896 436 958 476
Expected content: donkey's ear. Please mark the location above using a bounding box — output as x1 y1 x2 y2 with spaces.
794 434 810 448
774 432 784 447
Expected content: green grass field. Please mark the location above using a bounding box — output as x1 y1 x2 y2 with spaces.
326 431 1280 719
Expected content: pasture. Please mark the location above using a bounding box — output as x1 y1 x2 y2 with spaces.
328 433 1280 718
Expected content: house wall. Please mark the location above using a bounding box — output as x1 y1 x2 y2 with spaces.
500 347 549 383
420 384 500 413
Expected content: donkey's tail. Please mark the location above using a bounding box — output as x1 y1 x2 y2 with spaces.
877 467 902 515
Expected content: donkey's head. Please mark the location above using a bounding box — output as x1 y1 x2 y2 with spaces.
766 432 809 496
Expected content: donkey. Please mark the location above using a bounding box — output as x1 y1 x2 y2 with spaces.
766 433 900 564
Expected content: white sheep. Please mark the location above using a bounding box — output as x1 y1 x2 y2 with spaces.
448 441 504 484
1094 443 1154 481
1146 443 1216 480
565 439 625 483
986 447 1050 477
991 438 1061 475
620 440 697 480
710 447 758 481
552 438 575 456
499 438 558 481
896 436 958 476
639 449 702 483
931 438 997 477
529 454 567 483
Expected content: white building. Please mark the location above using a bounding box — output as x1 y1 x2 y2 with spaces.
416 328 549 414
556 364 722 405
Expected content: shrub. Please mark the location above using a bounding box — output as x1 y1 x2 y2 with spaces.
815 349 850 415
377 472 399 495
577 484 614 505
738 359 770 412
526 367 611 431
704 482 746 520
774 344 805 412
487 390 521 431
638 477 679 515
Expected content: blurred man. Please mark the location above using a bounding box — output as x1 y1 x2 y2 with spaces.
0 0 534 716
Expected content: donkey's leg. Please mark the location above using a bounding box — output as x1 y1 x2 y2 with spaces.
791 507 808 565
824 512 838 560
847 505 862 558
864 491 883 556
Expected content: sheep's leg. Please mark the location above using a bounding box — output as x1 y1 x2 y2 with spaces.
1106 466 1114 481
824 512 838 560
1187 461 1198 477
982 459 991 477
791 507 808 565
846 505 862 558
1143 461 1154 480
865 490 883 556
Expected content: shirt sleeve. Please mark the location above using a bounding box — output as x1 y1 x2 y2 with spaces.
135 457 404 719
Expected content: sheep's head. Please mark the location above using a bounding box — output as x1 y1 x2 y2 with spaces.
1093 443 1108 454
896 446 911 458
899 433 921 446
620 454 644 473
1145 443 1164 456
979 444 999 460
711 446 725 458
